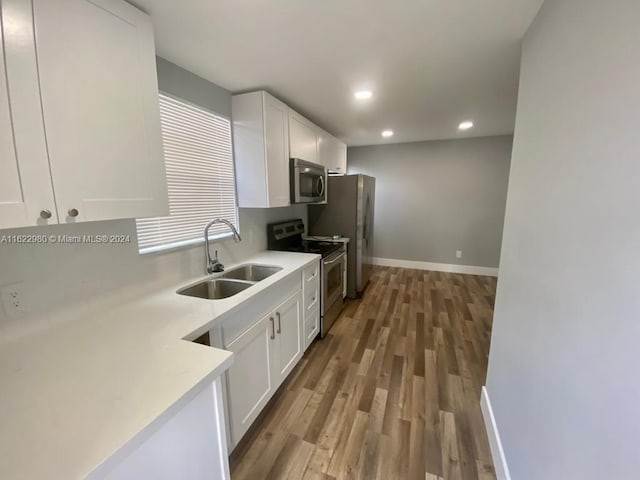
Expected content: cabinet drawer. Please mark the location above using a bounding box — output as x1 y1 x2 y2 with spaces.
304 306 320 350
303 259 320 312
303 261 320 283
304 282 319 312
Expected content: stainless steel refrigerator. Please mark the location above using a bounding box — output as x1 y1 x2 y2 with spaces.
308 174 375 298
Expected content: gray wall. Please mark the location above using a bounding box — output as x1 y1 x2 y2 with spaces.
485 1 640 478
156 57 232 117
348 136 512 268
0 59 306 340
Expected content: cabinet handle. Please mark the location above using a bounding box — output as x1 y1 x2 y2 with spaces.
68 208 79 218
269 317 275 339
276 312 281 334
40 210 52 219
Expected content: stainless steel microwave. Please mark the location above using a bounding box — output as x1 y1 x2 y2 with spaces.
290 158 327 203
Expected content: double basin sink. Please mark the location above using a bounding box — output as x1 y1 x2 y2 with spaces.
177 264 282 300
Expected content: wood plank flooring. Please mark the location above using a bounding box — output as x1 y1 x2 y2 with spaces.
230 266 497 480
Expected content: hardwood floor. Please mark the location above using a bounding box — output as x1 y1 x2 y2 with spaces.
230 266 497 480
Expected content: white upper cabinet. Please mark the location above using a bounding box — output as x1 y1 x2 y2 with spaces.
232 91 346 208
0 39 21 226
0 0 58 228
335 141 347 174
233 91 290 208
32 0 167 223
289 110 319 165
0 0 167 229
319 130 347 174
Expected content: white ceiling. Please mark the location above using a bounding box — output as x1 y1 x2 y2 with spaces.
132 0 543 146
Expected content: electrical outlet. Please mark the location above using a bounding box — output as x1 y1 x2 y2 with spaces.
456 250 463 259
1 282 26 318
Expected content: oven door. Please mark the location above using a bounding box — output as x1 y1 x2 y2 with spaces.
291 158 326 203
321 250 345 336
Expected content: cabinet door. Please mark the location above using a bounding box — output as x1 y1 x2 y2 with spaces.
303 259 320 314
321 135 347 174
274 292 303 382
264 94 290 207
315 132 327 167
103 380 230 480
0 0 57 228
289 112 318 164
32 0 168 223
225 314 276 446
304 306 320 351
335 141 347 174
319 133 334 171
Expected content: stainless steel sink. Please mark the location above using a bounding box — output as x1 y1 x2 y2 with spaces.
177 264 282 300
177 278 253 300
221 264 282 282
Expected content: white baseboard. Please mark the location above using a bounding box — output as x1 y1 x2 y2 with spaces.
372 257 499 277
480 386 511 480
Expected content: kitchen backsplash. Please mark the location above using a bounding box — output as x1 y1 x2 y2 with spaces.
0 205 307 342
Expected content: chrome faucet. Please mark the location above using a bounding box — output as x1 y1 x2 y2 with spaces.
204 218 242 274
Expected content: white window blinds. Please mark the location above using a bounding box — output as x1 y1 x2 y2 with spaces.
135 93 238 254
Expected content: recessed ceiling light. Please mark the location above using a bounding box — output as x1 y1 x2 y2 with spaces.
354 90 373 100
381 130 394 138
458 121 474 130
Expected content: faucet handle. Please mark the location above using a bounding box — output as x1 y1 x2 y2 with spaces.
212 250 224 272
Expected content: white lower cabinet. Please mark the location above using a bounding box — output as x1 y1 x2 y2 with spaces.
223 290 303 447
274 293 303 380
304 306 320 351
225 313 276 446
302 259 321 351
104 378 230 480
83 264 318 479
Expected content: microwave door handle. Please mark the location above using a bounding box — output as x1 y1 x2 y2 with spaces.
318 175 325 197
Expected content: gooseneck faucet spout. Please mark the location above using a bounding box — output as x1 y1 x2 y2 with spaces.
204 218 242 274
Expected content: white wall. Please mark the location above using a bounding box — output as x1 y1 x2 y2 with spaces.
0 59 306 342
485 0 640 478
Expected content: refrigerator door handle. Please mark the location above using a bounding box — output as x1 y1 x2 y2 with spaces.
363 196 370 245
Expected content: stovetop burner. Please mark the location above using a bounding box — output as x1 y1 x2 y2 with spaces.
284 240 342 258
267 219 343 259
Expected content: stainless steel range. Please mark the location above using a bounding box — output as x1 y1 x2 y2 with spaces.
267 219 346 337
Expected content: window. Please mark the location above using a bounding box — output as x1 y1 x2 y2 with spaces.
135 93 238 254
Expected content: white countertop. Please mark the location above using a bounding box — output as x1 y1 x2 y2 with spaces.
0 250 319 480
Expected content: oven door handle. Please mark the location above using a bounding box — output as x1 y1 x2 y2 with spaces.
323 252 345 266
